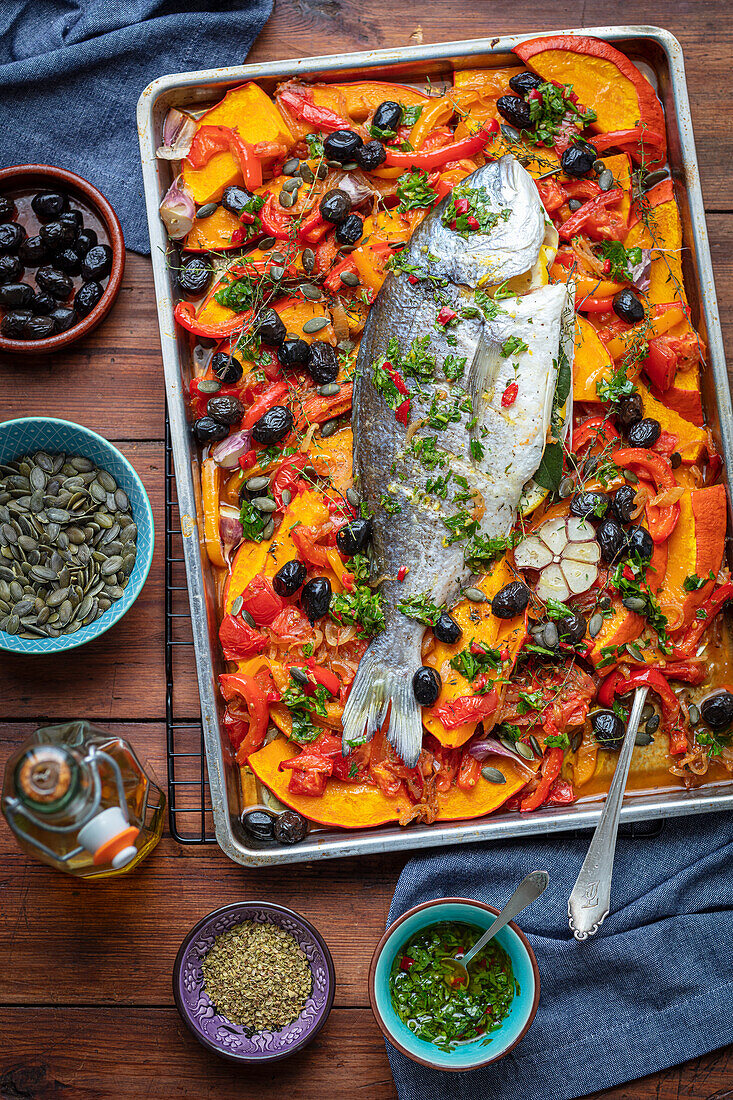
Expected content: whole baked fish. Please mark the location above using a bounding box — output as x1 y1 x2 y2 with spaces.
341 156 573 766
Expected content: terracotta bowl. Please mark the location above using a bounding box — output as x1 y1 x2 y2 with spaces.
369 898 540 1071
0 165 125 355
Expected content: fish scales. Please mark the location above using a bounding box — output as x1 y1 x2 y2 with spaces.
342 155 571 766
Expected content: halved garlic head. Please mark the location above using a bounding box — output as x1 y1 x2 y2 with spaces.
514 516 600 602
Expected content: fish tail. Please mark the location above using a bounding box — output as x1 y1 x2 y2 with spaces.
341 631 423 768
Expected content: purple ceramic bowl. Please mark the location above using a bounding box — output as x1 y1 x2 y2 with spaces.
173 901 335 1063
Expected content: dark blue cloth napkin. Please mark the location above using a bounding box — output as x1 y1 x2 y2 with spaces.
0 0 273 253
387 812 733 1099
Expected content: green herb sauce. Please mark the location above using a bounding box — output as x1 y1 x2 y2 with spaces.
389 921 517 1051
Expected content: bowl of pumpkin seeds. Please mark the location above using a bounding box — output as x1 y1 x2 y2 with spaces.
0 417 154 653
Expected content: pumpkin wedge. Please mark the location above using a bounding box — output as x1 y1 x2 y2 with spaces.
573 314 615 403
184 205 242 252
659 485 726 632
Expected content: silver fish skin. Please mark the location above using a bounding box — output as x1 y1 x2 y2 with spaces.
341 159 568 767
405 154 546 289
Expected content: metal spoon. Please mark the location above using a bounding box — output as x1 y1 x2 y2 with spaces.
568 686 648 941
443 870 549 986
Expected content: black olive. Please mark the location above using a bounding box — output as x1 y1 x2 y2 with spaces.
74 280 103 317
372 101 403 132
613 288 645 323
211 351 243 384
207 395 244 425
0 310 32 337
319 189 352 224
30 291 55 315
59 210 83 235
508 71 543 95
81 244 113 281
192 416 229 444
433 612 462 645
19 235 47 265
335 214 363 246
492 581 531 619
221 185 254 216
561 141 597 177
596 518 627 564
279 337 310 369
36 266 73 300
616 391 643 429
355 140 388 170
307 341 339 384
39 220 77 251
53 248 82 275
413 665 442 706
253 307 286 346
273 809 308 844
496 95 533 129
241 808 276 841
177 253 212 296
558 612 587 644
49 305 76 333
323 129 364 163
73 228 98 256
273 559 308 597
570 490 608 520
590 709 625 750
626 525 654 560
23 315 56 339
0 222 26 254
0 195 16 222
31 191 68 222
301 576 332 623
700 690 733 730
610 484 637 523
336 518 371 557
0 282 34 309
627 417 661 448
0 254 23 283
251 405 294 444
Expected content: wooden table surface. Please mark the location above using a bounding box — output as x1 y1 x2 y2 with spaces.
2 2 732 1097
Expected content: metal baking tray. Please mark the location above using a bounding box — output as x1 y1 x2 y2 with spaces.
138 26 733 866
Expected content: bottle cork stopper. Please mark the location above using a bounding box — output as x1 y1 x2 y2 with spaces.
16 746 74 805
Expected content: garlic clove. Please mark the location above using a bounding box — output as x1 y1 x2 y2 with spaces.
535 562 571 602
564 539 601 564
513 535 554 571
566 517 595 542
539 517 571 554
561 559 599 595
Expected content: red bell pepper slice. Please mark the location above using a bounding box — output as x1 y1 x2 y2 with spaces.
563 179 602 201
611 448 679 543
501 382 518 408
259 194 295 240
291 658 341 697
242 380 290 431
324 256 359 293
558 189 623 241
642 336 678 392
219 673 269 762
535 178 568 214
187 125 262 191
520 747 563 812
572 414 620 454
588 127 664 155
457 752 481 790
671 582 733 659
547 777 576 804
278 87 351 132
271 453 309 508
383 123 497 170
219 614 269 660
298 208 329 245
597 668 687 754
290 523 330 568
174 300 247 339
288 769 328 796
239 574 285 626
578 296 617 313
432 689 499 730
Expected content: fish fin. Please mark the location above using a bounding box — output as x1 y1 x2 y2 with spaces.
464 332 502 414
341 639 423 768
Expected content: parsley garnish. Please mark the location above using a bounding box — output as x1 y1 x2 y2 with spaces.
501 335 528 358
330 583 385 638
239 499 268 542
527 81 597 145
281 683 330 743
396 169 437 212
597 241 643 283
397 593 442 625
544 732 570 749
450 641 501 681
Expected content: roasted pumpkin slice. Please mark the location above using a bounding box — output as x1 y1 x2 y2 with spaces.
184 205 242 252
658 485 726 632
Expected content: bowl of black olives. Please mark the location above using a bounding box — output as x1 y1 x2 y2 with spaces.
0 165 125 354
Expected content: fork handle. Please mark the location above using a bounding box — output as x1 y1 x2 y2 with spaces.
567 687 648 941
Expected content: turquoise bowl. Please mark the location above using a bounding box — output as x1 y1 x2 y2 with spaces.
0 417 154 654
369 898 540 1071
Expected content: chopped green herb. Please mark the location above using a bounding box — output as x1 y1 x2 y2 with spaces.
397 592 442 625
396 169 438 212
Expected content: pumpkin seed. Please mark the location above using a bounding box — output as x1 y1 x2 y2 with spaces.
47 587 69 607
303 465 318 479
558 476 575 498
302 248 315 274
317 383 341 397
279 190 296 208
346 488 360 508
197 380 221 394
515 741 535 761
530 734 543 758
463 587 485 603
241 608 256 628
302 316 329 334
316 164 328 180
97 470 117 492
635 729 654 747
597 169 614 191
4 615 20 634
245 475 270 493
299 163 315 184
588 612 603 638
320 418 339 438
262 518 275 539
300 283 322 300
282 158 300 175
622 596 647 612
338 339 356 353
269 265 285 281
340 271 359 287
688 703 700 726
30 565 57 583
231 595 244 616
252 497 277 513
481 766 506 784
624 470 638 484
646 713 660 734
641 168 669 192
259 236 277 250
570 730 583 753
543 622 558 648
281 489 292 506
500 123 521 141
282 177 301 193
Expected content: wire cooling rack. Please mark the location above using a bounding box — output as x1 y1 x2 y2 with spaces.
165 416 215 843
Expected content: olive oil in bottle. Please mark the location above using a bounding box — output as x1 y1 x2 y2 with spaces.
1 721 165 878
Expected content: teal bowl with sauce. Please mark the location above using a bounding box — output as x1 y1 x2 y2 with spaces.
368 898 540 1071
